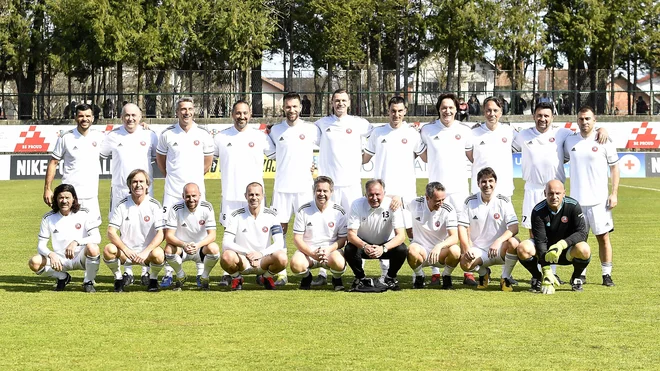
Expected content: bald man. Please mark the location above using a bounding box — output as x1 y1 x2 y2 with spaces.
516 180 592 294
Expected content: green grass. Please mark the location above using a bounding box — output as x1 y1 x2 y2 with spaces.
1 177 659 370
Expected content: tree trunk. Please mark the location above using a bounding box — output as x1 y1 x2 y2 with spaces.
377 28 384 115
327 63 333 116
650 65 655 115
251 65 263 117
627 59 632 115
457 56 462 97
634 58 638 115
117 61 123 117
446 45 457 91
395 26 401 92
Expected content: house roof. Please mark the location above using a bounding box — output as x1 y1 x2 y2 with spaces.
261 77 284 92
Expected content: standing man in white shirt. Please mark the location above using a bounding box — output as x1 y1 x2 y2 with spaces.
214 100 277 285
220 182 288 290
103 169 166 292
419 93 474 286
156 97 214 288
164 183 220 290
291 176 348 291
563 106 619 287
29 184 102 292
44 103 106 222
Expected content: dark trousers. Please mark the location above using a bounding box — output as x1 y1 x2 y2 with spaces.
344 241 408 279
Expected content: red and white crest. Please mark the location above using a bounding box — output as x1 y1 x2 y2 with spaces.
561 216 568 223
402 138 408 144
262 226 268 233
199 220 206 225
592 146 598 152
435 221 441 227
140 141 147 146
144 216 150 222
92 141 97 147
75 223 82 230
346 128 353 134
249 142 255 148
455 134 461 140
549 137 555 143
493 213 501 220
194 140 200 146
501 138 508 143
328 222 335 228
299 134 305 140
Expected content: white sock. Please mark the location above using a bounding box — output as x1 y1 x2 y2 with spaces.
104 258 122 280
149 262 164 279
165 253 184 278
581 267 587 276
37 266 67 280
83 255 100 283
431 266 441 275
124 263 134 276
477 265 488 276
296 269 310 277
413 264 424 277
442 265 455 276
202 253 219 279
330 266 345 279
601 262 612 276
141 265 149 276
318 267 327 278
501 253 518 279
276 269 287 278
380 259 390 278
164 263 173 277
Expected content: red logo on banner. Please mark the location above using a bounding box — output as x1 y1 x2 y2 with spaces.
564 122 577 132
626 122 660 149
14 126 50 152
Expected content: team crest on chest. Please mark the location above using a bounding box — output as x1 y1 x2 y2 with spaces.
328 222 335 228
549 137 555 143
92 141 97 147
75 223 81 229
199 220 205 225
299 134 305 140
455 134 461 140
402 138 408 144
249 142 255 148
592 146 598 152
346 128 352 134
194 140 200 146
493 213 501 220
435 221 441 227
140 141 146 146
144 216 150 222
262 226 268 233
501 138 507 143
561 216 568 223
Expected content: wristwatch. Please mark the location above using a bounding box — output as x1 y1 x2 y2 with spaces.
382 245 388 253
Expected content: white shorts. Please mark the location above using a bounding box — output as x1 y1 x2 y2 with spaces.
471 245 505 268
110 185 154 219
47 249 86 272
446 191 469 215
79 197 101 223
522 186 545 229
181 249 203 264
271 191 313 224
582 202 614 236
332 183 363 212
220 200 247 227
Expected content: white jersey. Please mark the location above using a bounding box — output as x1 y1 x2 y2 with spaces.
268 120 320 193
214 126 275 202
348 197 405 244
224 206 282 253
100 125 158 190
315 114 372 187
420 120 473 194
156 122 214 199
471 123 515 197
406 196 457 249
365 123 426 200
51 127 106 199
292 201 348 249
108 196 164 250
165 200 217 243
564 132 619 207
512 127 572 187
38 209 102 256
458 192 518 250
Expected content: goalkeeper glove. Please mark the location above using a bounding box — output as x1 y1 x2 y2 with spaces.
541 266 560 295
545 240 568 263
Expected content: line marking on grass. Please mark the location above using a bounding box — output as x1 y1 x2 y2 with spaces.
619 183 660 192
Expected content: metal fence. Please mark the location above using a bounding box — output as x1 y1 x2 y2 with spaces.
0 68 657 120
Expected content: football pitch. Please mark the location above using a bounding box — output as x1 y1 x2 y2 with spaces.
1 177 659 370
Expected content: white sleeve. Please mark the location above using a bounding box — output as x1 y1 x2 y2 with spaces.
165 205 178 229
222 232 251 254
51 136 65 160
108 205 123 229
263 132 276 158
37 216 51 256
503 198 519 227
391 208 405 230
100 132 113 158
149 131 158 162
156 131 168 155
347 202 362 230
337 212 348 238
364 131 376 155
203 131 215 156
292 210 305 235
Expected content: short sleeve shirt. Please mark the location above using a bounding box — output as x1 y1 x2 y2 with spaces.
51 128 106 199
348 197 404 244
165 200 216 243
292 201 348 249
224 206 282 253
458 192 518 250
108 196 164 250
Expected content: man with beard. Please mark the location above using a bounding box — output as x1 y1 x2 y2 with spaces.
103 169 166 292
220 183 288 290
44 103 106 222
267 93 320 285
164 183 220 290
156 97 214 287
29 183 102 292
